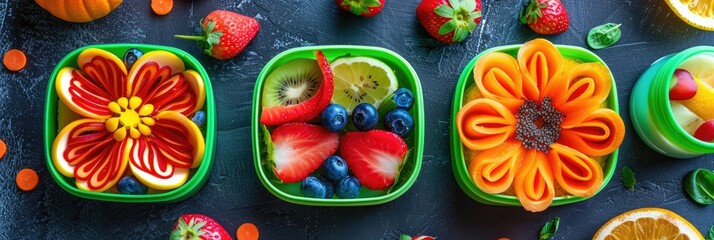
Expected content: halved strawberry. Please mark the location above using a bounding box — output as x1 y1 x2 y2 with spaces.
260 51 334 125
269 123 339 183
340 130 408 190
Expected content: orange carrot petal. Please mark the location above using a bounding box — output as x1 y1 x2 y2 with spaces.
550 62 612 126
457 99 516 151
517 38 564 99
468 140 524 194
559 108 625 156
473 52 526 112
548 143 604 197
3 49 27 71
514 150 555 212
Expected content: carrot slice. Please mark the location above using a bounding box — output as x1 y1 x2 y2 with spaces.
237 222 259 240
549 143 604 197
151 0 173 15
3 49 27 71
549 62 612 127
559 108 625 156
0 139 6 160
514 150 554 212
473 52 526 112
16 168 39 191
468 140 523 194
517 38 564 99
457 98 516 151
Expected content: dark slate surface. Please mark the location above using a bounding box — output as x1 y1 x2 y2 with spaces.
1 0 713 239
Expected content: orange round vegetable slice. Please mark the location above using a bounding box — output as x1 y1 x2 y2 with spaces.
3 49 27 71
151 0 173 15
237 222 259 240
16 168 39 191
0 139 6 160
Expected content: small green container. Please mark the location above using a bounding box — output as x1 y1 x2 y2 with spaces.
450 44 620 207
43 44 216 203
251 45 424 206
631 46 714 158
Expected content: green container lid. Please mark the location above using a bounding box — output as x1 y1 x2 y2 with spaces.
43 44 216 203
251 45 424 206
450 44 620 207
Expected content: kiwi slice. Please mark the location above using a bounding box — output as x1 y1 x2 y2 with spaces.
262 59 324 108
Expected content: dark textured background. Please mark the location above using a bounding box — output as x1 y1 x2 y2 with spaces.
1 0 714 239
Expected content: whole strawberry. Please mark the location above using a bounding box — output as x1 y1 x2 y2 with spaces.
336 0 384 17
520 0 569 35
417 0 482 44
400 234 436 240
176 10 259 60
169 214 232 240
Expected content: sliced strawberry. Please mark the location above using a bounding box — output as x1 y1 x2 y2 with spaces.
294 50 333 122
260 51 333 125
340 130 408 190
270 123 339 182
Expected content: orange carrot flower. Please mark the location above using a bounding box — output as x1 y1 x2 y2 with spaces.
51 48 206 192
456 39 625 212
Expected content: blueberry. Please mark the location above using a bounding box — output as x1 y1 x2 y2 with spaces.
393 88 414 110
384 109 414 137
323 155 348 182
321 104 348 132
319 176 335 199
300 176 326 198
117 176 148 195
123 48 144 70
352 103 378 131
191 111 206 127
335 176 361 199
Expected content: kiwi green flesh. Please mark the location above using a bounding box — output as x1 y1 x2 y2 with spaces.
262 58 324 108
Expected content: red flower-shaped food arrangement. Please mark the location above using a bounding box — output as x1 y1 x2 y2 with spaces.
456 39 625 212
51 48 206 192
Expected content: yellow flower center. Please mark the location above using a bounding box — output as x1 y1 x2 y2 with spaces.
106 97 155 141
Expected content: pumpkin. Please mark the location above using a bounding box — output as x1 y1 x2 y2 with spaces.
35 0 123 23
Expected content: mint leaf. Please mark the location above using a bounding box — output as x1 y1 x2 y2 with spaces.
539 217 560 240
621 166 636 192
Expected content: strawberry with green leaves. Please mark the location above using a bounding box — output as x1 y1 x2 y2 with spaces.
337 0 384 17
176 10 259 60
417 0 482 44
520 0 569 35
169 214 232 240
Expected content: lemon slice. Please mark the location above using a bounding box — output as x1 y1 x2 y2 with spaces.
593 207 704 240
330 56 398 113
666 0 714 31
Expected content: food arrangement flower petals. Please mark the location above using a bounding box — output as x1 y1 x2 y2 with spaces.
549 62 612 127
473 52 526 112
456 98 516 151
518 38 564 100
457 39 624 211
559 108 625 156
548 143 603 197
514 150 555 212
468 139 523 194
52 48 206 193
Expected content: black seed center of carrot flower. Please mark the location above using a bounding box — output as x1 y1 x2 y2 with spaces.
515 97 564 153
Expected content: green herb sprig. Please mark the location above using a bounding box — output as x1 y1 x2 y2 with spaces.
539 217 560 240
621 166 636 192
587 23 622 49
684 168 714 205
708 225 714 240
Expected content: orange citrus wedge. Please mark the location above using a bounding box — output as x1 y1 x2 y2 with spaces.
665 0 714 31
592 207 704 240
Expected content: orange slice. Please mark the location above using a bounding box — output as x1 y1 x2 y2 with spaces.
593 208 704 240
665 0 714 31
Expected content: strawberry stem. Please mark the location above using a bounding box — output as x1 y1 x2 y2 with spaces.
433 0 481 43
174 20 223 57
520 0 547 24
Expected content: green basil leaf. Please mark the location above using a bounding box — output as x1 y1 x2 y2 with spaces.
684 168 714 205
708 225 714 240
539 217 560 240
621 166 636 192
587 23 622 49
